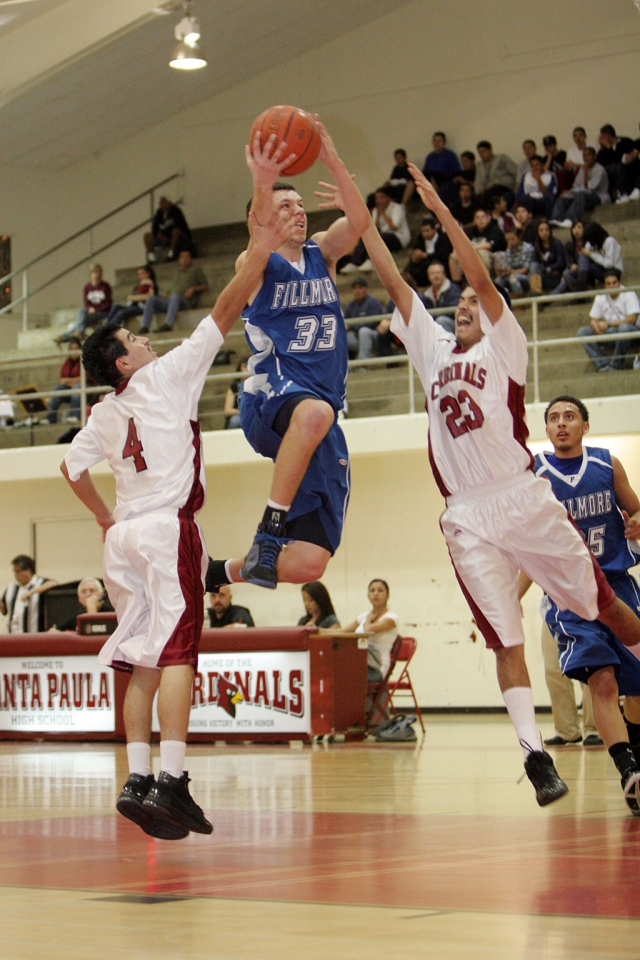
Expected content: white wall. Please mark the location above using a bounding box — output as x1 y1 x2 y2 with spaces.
2 0 639 316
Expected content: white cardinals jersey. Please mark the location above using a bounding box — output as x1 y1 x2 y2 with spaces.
391 291 533 497
64 316 223 522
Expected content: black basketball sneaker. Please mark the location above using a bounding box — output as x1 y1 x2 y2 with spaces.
524 750 569 806
142 771 213 835
116 773 189 840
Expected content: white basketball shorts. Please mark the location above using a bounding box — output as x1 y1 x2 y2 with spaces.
441 471 615 649
100 511 208 671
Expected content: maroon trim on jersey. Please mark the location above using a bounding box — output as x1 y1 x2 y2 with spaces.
115 379 130 395
158 515 204 669
507 377 535 470
446 547 504 650
181 420 205 516
427 421 451 498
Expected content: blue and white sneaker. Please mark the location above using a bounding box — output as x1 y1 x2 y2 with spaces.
240 522 289 589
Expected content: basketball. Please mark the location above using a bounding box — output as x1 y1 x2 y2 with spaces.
249 105 321 176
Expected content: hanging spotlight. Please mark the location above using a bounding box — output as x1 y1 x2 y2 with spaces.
169 4 207 70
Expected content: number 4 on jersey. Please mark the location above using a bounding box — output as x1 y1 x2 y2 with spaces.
122 418 148 472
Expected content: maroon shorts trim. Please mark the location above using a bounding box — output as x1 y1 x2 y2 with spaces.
158 515 204 670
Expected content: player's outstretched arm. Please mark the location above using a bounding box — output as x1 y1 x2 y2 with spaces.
407 162 504 324
360 223 414 323
310 116 371 266
60 461 114 540
613 457 640 540
212 209 298 337
245 132 297 248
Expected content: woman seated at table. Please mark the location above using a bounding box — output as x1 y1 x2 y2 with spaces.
297 581 340 629
342 579 400 682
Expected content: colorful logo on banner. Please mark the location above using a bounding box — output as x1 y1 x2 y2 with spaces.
152 650 310 734
0 655 115 732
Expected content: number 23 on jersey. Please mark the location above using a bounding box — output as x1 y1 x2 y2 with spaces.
122 418 148 472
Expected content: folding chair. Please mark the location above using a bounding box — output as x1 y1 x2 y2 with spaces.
365 634 402 730
386 637 425 733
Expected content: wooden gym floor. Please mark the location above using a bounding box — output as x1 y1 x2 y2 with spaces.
0 715 638 960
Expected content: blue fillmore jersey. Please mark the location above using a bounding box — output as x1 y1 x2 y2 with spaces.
242 240 348 411
535 446 640 573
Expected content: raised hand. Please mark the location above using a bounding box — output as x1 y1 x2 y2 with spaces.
314 177 357 212
248 207 297 254
245 130 296 189
406 161 446 215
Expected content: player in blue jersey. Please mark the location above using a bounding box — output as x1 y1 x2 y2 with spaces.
208 119 370 590
521 395 640 815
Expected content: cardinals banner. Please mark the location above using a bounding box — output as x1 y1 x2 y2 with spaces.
151 650 311 734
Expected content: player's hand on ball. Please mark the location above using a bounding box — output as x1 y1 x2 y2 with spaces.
313 115 339 167
245 130 297 187
315 177 356 212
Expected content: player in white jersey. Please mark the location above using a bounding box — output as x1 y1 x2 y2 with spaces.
317 139 640 805
61 210 297 839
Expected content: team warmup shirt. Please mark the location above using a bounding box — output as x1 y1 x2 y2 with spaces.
64 316 223 520
535 447 640 574
242 240 348 411
390 290 532 497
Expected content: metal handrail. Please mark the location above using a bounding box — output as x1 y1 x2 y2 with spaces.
0 172 183 329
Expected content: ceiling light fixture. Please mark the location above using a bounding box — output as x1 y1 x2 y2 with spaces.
169 3 206 70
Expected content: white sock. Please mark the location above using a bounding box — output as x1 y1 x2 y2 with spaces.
502 687 542 759
267 498 291 511
127 741 151 776
224 558 234 582
160 740 186 779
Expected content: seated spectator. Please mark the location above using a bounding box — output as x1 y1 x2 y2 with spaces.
596 124 636 200
224 359 248 429
342 579 400 683
565 126 595 171
297 581 340 629
383 148 415 205
495 228 536 296
490 193 517 234
422 131 461 207
57 263 112 343
541 135 567 175
529 219 566 294
144 196 196 263
139 250 208 333
517 139 537 184
341 187 410 273
474 140 518 200
551 220 586 295
45 337 82 425
343 278 385 359
517 154 557 218
0 555 57 633
450 207 506 280
106 266 157 328
550 147 610 227
513 203 538 244
453 150 476 187
577 269 640 372
449 180 476 228
404 216 453 287
207 585 254 628
613 121 640 203
577 220 623 288
422 261 461 333
53 578 114 631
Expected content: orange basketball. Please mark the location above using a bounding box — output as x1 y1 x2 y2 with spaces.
249 105 321 176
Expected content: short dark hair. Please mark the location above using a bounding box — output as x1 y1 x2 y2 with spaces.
245 181 296 217
583 145 597 157
433 131 447 141
542 135 557 147
600 124 616 138
530 154 546 165
301 581 336 625
375 184 394 198
460 150 475 162
544 395 589 423
604 267 622 281
11 555 34 572
394 148 407 158
523 139 536 148
477 140 492 151
82 324 128 388
573 126 586 136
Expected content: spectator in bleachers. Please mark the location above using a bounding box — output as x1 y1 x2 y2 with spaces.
450 181 476 228
383 148 415 205
451 207 506 280
422 131 461 207
596 124 636 200
495 227 536 297
541 135 567 176
343 278 385 359
550 220 586 295
45 337 82 425
612 122 640 203
224 358 248 429
57 263 112 343
144 195 196 263
139 250 208 333
473 141 518 199
106 265 157 328
341 187 410 274
577 268 640 372
517 139 537 184
565 126 595 171
577 221 623 288
490 193 517 234
0 555 57 633
529 219 566 295
518 154 557 218
421 261 460 333
404 216 453 288
453 150 476 188
550 147 609 227
297 581 340 629
514 203 538 245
